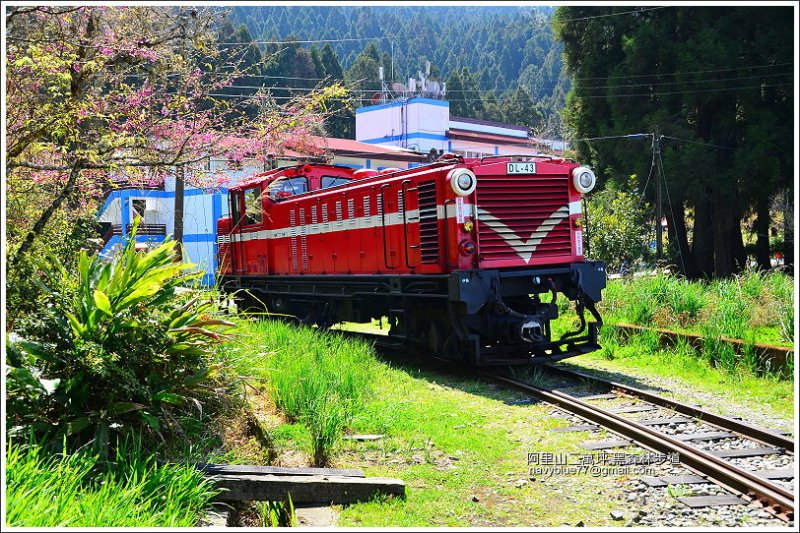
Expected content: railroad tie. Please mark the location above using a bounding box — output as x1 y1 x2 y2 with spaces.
580 439 632 450
677 495 748 508
672 431 737 442
609 405 658 414
575 393 619 401
635 417 693 426
549 424 599 433
641 474 709 487
752 468 795 480
711 447 782 459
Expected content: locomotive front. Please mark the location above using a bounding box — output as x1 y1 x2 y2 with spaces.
442 156 606 365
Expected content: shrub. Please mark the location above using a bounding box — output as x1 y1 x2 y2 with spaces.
6 220 236 457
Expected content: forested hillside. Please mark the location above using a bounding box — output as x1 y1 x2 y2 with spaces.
225 5 568 137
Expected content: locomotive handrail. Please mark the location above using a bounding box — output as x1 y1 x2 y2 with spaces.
380 183 393 270
479 154 564 163
401 179 417 270
443 199 457 269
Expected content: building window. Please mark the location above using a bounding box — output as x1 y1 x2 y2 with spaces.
132 199 146 222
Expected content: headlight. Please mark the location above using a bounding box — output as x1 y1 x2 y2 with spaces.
448 169 477 196
572 166 596 193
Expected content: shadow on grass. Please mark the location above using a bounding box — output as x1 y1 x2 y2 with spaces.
327 331 676 407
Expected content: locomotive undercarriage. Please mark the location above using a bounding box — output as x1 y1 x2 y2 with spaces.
222 261 606 366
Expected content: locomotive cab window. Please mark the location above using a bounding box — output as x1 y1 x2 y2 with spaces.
243 187 263 225
321 176 352 189
268 177 308 200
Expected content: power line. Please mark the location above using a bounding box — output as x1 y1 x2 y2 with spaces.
218 37 389 45
579 71 792 91
577 82 792 99
574 61 793 81
656 148 687 274
567 133 652 142
559 6 669 23
210 67 792 96
661 135 735 151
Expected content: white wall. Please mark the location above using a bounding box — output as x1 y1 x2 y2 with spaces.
182 194 216 235
356 99 449 153
98 197 121 224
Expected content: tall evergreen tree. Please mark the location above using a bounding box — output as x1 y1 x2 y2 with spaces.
555 6 793 278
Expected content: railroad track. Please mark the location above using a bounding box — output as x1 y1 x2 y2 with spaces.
332 327 795 522
346 329 795 521
485 366 795 523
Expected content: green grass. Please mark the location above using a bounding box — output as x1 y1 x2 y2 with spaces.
599 270 794 346
219 319 380 465
217 319 631 526
566 326 794 422
335 365 628 526
5 440 218 527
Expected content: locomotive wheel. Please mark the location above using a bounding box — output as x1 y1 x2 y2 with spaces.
426 321 443 355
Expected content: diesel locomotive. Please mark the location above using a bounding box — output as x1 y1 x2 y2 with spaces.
216 154 606 365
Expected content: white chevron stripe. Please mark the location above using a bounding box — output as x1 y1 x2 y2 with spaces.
477 205 570 263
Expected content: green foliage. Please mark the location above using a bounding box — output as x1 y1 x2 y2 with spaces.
230 6 569 136
586 176 652 272
6 222 236 457
598 270 793 375
555 6 793 278
5 439 218 527
222 319 378 466
257 496 297 527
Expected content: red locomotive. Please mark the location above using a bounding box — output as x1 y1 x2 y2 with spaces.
217 154 606 365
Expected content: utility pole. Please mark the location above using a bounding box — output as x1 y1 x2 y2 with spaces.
173 163 185 261
653 128 663 259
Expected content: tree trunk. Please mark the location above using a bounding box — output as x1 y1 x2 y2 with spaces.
731 212 747 273
692 192 715 278
712 187 735 278
669 198 696 278
9 163 82 267
755 193 771 270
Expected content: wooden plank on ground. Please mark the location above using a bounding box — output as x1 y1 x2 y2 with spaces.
211 474 406 503
198 463 365 478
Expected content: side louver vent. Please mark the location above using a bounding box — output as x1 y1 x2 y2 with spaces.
418 180 439 264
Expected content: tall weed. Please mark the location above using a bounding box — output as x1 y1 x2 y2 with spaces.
227 320 378 466
5 439 218 527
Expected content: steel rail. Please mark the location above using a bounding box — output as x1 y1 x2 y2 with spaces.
545 365 795 451
335 329 795 520
483 371 795 522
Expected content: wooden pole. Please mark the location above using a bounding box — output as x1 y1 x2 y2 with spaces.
173 163 185 261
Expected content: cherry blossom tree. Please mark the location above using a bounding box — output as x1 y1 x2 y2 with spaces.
5 5 345 267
